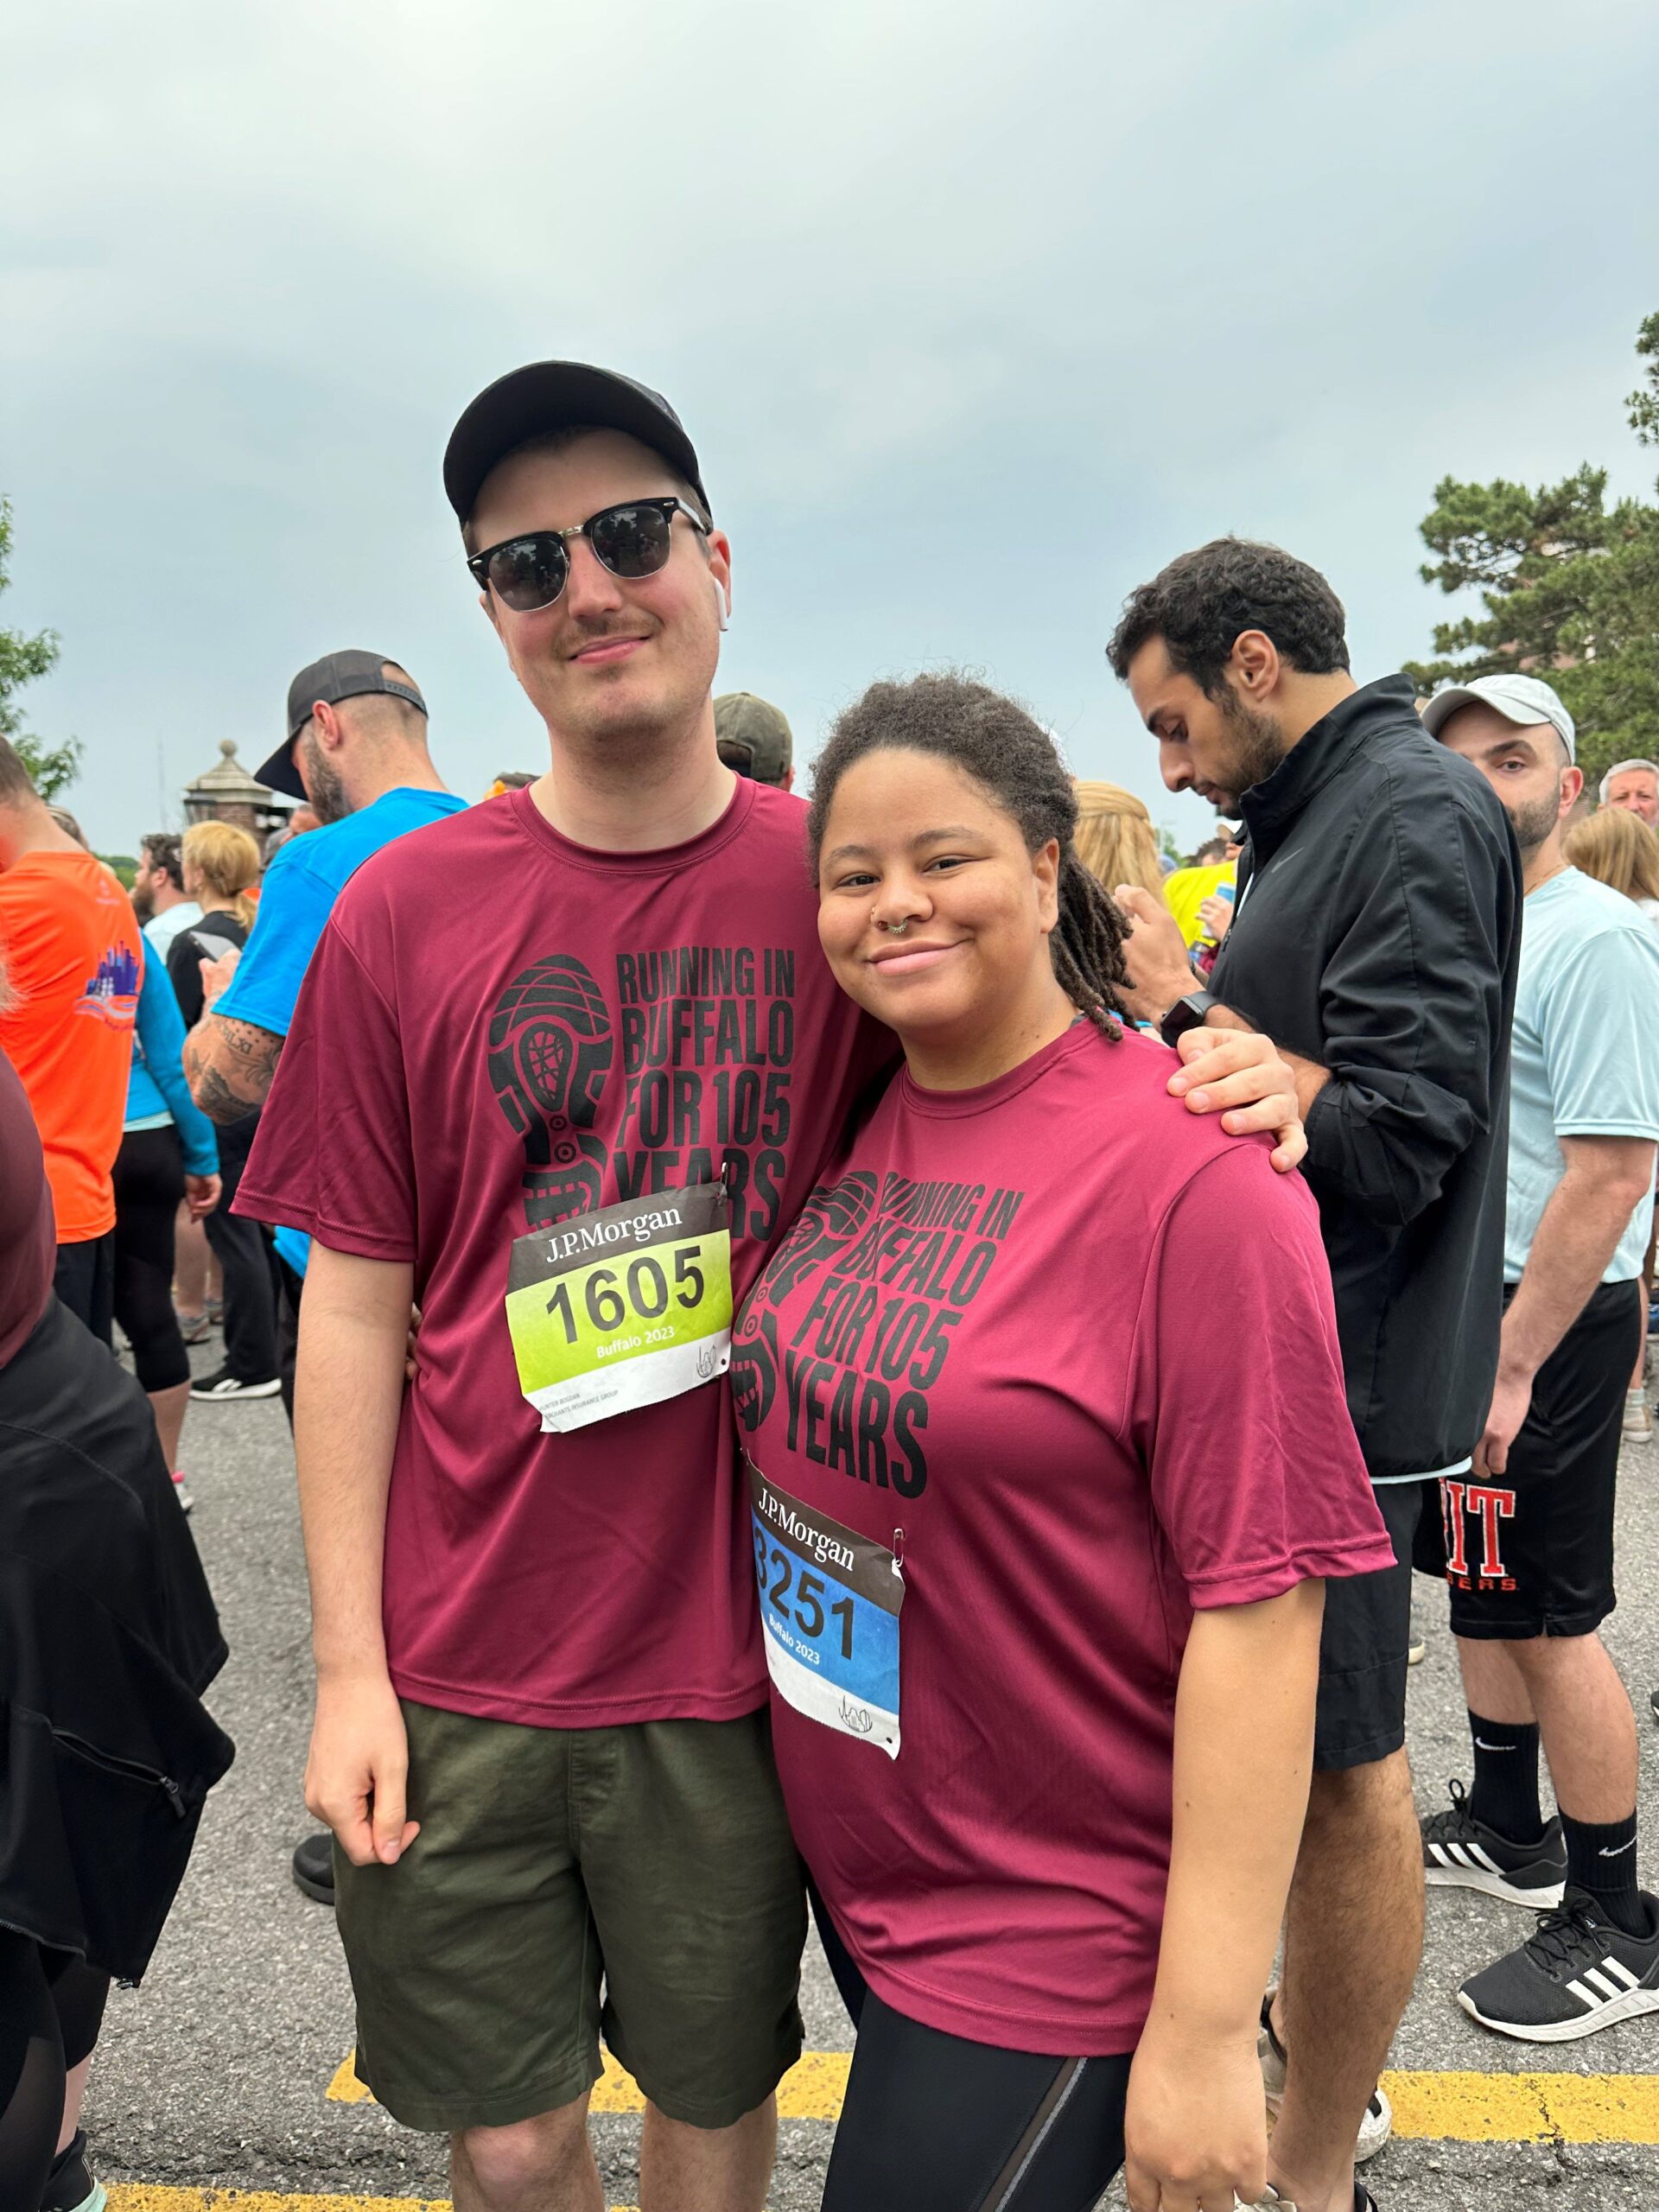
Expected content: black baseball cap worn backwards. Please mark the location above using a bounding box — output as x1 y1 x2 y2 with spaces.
442 361 710 530
253 651 429 799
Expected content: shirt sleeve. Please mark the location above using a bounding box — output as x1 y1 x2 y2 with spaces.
1300 776 1517 1228
1535 923 1659 1141
233 912 417 1263
135 944 219 1177
1128 1144 1395 1610
213 848 333 1039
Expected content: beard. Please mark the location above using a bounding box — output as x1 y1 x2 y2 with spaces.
1505 791 1561 856
1208 689 1290 811
297 730 349 823
130 881 154 923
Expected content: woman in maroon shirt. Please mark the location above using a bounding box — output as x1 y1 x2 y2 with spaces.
731 677 1394 2212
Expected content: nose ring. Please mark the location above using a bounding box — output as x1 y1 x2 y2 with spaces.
875 914 911 937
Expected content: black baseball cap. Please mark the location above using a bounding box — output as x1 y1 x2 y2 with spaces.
442 361 710 531
253 652 428 798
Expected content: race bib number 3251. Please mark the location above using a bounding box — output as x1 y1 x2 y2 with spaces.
505 1182 733 1433
749 1460 904 1758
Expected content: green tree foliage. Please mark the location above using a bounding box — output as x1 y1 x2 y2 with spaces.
1406 314 1659 793
0 499 81 801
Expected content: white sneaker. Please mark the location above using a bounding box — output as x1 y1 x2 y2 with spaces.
1623 1388 1651 1441
1258 1987 1392 2163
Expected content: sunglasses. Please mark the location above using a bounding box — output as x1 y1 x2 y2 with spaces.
467 497 709 613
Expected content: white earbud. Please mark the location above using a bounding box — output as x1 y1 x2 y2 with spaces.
714 579 731 633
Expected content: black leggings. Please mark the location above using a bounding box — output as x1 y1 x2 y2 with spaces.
813 1892 1131 2212
112 1125 189 1392
0 1934 110 2208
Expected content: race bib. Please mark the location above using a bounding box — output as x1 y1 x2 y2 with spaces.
749 1461 905 1758
505 1182 733 1433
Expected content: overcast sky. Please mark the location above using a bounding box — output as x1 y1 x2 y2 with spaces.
4 0 1657 856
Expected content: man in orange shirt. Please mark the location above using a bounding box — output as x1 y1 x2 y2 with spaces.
0 738 142 1343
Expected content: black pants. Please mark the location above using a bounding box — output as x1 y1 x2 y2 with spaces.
204 1116 278 1383
0 1934 109 2209
52 1234 114 1349
812 1889 1130 2212
112 1126 190 1393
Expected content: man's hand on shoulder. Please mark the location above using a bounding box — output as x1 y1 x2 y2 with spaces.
183 1011 284 1124
1168 1026 1306 1174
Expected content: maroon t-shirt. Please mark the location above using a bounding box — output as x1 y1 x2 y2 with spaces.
238 781 887 1727
0 1047 54 1367
734 1022 1392 2053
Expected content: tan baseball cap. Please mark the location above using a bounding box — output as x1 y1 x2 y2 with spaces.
715 693 793 785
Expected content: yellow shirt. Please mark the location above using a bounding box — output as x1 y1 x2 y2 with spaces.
1162 862 1236 948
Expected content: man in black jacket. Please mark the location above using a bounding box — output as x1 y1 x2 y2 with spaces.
1107 539 1521 2212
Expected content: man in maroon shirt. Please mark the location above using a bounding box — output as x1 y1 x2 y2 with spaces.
237 367 888 2212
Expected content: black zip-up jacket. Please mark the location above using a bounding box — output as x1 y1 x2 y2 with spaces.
1210 675 1522 1479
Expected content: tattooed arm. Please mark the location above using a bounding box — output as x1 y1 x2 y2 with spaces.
183 1011 284 1123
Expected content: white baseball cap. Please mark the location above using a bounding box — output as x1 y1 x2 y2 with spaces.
1420 672 1576 761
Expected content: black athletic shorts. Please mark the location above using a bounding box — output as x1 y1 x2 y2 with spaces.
1313 1473 1430 1772
1415 1280 1637 1641
812 1886 1132 2212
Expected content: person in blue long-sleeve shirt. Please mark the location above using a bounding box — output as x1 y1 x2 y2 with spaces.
113 942 220 1504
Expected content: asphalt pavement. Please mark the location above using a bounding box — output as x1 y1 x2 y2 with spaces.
90 1332 1659 2210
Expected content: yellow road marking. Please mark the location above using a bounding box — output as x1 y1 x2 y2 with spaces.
325 2047 1659 2142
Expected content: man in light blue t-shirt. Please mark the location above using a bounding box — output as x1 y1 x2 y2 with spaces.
181 647 465 1911
184 650 464 1141
1426 673 1659 2044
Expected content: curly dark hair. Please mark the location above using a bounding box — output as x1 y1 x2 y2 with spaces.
806 672 1128 1037
1106 537 1350 697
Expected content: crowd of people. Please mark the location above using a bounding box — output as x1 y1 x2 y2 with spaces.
3 358 1659 2212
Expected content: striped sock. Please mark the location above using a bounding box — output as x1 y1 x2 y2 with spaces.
1465 1712 1543 1843
1563 1810 1645 1936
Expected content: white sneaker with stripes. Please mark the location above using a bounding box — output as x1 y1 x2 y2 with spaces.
1421 1777 1567 1909
1459 1889 1659 2042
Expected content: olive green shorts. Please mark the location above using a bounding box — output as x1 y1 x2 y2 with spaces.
334 1700 806 2133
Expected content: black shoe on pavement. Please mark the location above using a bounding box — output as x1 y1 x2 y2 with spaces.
1459 1887 1659 2041
40 2128 105 2212
292 1830 335 1905
1421 1778 1567 1910
190 1366 282 1401
1650 1687 1659 1725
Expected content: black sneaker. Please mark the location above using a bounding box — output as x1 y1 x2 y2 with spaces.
1421 1778 1566 1909
292 1830 335 1905
1459 1888 1659 2042
40 2128 105 2212
190 1366 282 1401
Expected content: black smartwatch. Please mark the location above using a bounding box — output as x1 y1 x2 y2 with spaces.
1158 990 1218 1047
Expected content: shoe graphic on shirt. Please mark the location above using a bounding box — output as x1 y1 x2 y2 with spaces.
1459 1889 1659 2041
760 1171 879 1304
487 954 613 1230
1421 1778 1567 1910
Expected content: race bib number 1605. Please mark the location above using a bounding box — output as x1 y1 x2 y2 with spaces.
505 1182 733 1433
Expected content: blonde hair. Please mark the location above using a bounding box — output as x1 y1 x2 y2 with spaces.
182 820 261 931
1564 807 1659 907
1071 781 1167 906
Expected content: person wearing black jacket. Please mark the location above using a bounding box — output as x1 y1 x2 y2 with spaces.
1107 538 1521 2212
0 1041 233 2212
